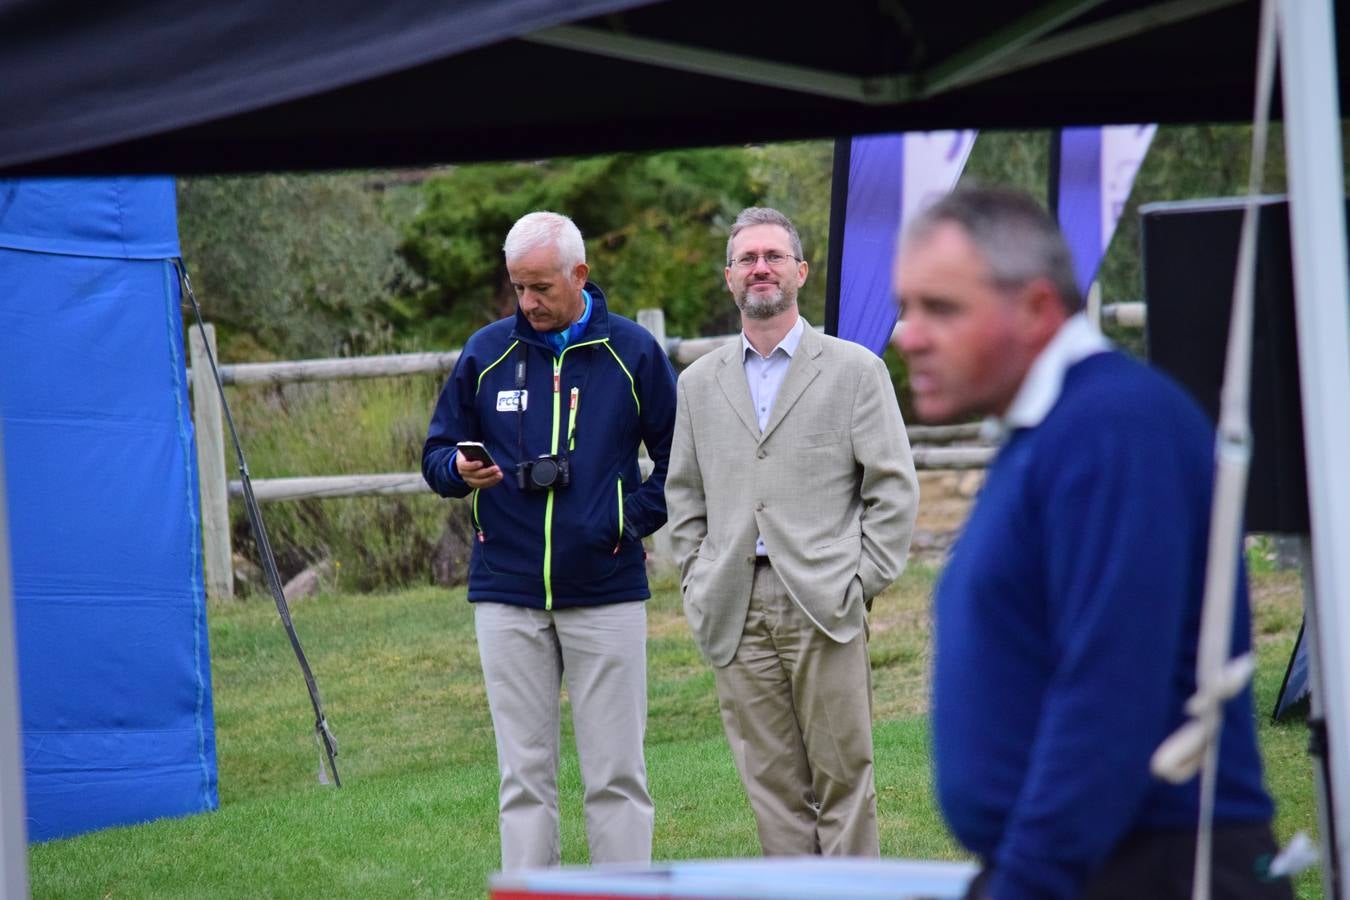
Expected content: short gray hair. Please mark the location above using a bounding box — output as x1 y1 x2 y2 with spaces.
726 207 804 265
503 211 586 272
901 187 1083 313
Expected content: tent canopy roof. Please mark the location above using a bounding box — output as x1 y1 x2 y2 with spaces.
2 0 1340 175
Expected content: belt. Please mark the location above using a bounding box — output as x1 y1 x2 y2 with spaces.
754 556 772 568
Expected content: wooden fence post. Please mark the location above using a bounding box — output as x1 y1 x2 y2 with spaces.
189 323 234 600
636 308 676 573
1086 280 1102 331
636 307 667 351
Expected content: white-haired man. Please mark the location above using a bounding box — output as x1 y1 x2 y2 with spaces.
423 211 677 870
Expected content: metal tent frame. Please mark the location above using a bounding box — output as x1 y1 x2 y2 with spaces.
2 1 1348 896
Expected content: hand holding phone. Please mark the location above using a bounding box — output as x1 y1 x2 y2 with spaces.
455 441 503 488
456 441 496 467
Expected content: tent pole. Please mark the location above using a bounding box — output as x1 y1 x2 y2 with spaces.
824 136 852 337
0 421 31 899
1300 537 1341 898
1047 128 1062 222
1277 0 1350 895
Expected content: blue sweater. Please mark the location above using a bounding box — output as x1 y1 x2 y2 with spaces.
422 283 677 610
933 352 1274 900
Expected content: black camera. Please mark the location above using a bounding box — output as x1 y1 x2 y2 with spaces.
517 453 571 492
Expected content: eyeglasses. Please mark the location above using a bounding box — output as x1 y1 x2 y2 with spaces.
730 252 801 269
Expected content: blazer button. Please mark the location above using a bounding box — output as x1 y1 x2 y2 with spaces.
755 501 765 511
756 449 766 459
746 555 755 564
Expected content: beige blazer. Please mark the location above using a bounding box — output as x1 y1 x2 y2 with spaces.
666 324 919 667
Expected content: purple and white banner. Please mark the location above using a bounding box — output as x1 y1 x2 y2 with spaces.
1057 124 1157 293
831 125 1154 355
834 130 977 356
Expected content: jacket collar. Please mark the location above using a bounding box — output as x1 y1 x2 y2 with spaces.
512 281 611 348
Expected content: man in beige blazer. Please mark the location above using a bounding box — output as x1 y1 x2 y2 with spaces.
666 207 918 857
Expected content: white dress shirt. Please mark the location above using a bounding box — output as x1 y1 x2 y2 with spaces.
742 315 806 556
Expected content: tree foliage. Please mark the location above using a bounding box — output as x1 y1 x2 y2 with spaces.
960 129 1051 201
397 149 759 346
177 173 415 360
746 140 837 325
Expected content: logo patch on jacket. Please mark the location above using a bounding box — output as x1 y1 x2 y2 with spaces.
497 390 528 412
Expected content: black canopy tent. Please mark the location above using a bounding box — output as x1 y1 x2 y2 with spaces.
2 2 1349 898
0 0 1340 175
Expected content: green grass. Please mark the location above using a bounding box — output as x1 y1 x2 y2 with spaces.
28 565 1323 898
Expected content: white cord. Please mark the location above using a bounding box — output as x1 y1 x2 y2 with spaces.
1146 1 1280 898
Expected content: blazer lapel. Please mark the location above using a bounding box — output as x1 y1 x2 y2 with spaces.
759 325 823 445
714 340 761 441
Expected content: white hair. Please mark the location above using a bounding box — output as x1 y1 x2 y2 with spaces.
503 211 586 273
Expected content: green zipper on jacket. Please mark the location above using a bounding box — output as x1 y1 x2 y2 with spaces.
543 337 607 610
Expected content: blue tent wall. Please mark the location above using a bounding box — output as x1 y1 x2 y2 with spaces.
0 177 218 841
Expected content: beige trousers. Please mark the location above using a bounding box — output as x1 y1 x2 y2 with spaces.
712 562 879 857
474 600 653 871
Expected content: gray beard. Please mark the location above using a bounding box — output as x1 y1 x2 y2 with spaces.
737 286 794 320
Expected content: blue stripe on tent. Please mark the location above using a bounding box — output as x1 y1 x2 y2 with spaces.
836 134 905 357
0 177 180 259
161 260 217 812
1057 128 1104 294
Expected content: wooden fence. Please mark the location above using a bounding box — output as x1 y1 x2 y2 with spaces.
188 303 1146 598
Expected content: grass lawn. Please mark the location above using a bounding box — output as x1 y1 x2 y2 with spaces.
28 562 1323 898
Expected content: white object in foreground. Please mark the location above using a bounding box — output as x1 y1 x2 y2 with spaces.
489 857 978 899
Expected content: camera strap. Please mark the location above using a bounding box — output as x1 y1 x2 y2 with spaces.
515 343 528 465
175 260 341 789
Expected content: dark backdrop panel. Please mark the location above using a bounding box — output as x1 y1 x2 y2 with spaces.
1141 196 1309 534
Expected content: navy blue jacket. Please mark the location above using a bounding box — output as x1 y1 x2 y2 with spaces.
422 283 677 610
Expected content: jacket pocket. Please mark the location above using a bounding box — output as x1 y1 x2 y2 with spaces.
471 489 483 538
547 477 623 583
475 487 541 578
814 529 861 553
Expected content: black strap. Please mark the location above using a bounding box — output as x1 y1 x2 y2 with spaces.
175 260 341 788
515 343 527 463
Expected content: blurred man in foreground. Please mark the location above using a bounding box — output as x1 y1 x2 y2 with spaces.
894 187 1288 899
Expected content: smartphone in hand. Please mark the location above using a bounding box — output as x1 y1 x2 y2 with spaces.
456 441 498 468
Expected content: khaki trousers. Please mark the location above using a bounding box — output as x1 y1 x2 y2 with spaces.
474 600 653 871
712 562 879 857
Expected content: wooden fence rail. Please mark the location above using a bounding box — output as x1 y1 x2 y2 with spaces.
190 304 1144 598
216 350 462 386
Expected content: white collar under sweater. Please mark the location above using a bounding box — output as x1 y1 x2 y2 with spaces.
982 313 1111 443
